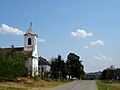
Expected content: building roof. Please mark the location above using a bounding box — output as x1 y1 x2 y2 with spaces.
38 57 50 65
0 47 32 57
0 48 50 65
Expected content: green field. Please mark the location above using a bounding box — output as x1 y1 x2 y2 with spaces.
96 80 120 90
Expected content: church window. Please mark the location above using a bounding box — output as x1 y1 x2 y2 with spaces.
28 38 31 45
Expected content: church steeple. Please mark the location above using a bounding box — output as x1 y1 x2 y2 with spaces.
28 22 32 33
24 23 39 77
24 23 38 52
24 22 38 37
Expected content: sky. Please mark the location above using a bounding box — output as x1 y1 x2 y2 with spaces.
0 0 120 72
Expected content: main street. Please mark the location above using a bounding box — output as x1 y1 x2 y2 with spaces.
49 80 98 90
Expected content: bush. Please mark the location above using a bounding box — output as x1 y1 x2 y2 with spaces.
0 52 27 81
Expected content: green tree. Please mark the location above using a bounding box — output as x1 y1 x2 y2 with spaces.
101 69 107 80
100 65 119 80
0 51 27 81
66 53 85 79
115 68 120 81
51 55 69 79
50 57 59 79
106 69 115 80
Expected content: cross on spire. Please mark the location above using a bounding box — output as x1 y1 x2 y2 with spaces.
30 22 32 27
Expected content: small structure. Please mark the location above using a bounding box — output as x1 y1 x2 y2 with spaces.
38 57 50 77
86 72 102 80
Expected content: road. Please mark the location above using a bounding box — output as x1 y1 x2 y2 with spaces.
49 80 98 90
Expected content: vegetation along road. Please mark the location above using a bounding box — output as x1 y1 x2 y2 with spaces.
49 80 97 90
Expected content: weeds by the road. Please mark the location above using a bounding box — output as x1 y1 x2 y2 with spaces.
96 80 120 90
0 77 63 90
0 77 73 90
60 79 73 84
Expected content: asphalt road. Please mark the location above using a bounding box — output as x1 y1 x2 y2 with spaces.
49 80 98 90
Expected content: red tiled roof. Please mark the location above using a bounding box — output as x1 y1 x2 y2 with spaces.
38 57 50 65
0 47 32 57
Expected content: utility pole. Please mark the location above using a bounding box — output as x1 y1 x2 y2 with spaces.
58 71 61 82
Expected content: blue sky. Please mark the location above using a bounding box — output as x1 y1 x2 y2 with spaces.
0 0 120 72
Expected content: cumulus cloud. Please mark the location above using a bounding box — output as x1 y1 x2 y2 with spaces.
0 24 25 36
38 38 45 42
94 53 112 61
71 29 93 38
83 40 104 49
90 40 104 46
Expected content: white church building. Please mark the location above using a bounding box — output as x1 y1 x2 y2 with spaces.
0 23 50 77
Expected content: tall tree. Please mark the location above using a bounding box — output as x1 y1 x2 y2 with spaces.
51 55 69 79
50 57 59 79
66 53 85 79
101 69 108 80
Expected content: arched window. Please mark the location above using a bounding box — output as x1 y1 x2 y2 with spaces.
28 38 31 45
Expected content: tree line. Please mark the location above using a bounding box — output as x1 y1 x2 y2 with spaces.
50 53 85 80
100 65 120 81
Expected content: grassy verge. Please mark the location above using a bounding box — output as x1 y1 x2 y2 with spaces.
0 78 62 90
60 79 73 84
0 77 73 90
96 80 120 90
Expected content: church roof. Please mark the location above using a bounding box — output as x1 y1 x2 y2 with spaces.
38 57 50 65
0 47 32 57
24 23 38 37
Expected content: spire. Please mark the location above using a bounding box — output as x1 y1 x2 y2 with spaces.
27 22 33 33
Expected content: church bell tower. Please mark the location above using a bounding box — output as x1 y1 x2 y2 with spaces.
24 23 38 76
24 23 38 54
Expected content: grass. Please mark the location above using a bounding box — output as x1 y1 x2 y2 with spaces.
0 77 64 90
60 79 73 83
0 82 26 90
96 80 120 90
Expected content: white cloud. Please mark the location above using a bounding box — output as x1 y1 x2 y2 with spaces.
38 38 45 42
90 40 104 46
83 45 89 49
0 24 25 36
71 29 93 38
83 40 104 49
94 53 112 61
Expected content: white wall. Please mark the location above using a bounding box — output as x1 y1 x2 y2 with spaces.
38 65 50 75
24 33 38 77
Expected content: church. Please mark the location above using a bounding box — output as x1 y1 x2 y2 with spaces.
0 23 50 77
